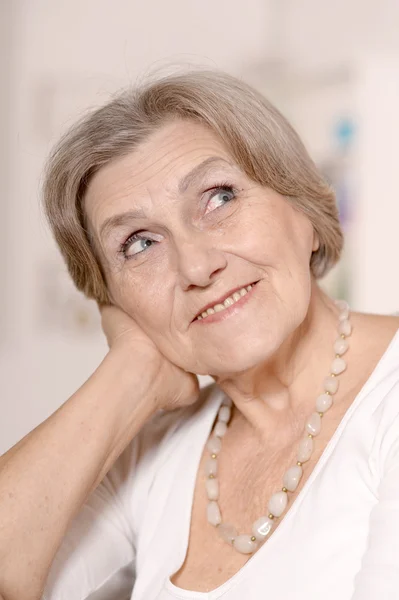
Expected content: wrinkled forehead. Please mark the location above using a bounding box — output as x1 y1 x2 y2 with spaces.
84 119 236 230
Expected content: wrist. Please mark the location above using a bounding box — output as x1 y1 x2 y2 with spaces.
82 346 159 452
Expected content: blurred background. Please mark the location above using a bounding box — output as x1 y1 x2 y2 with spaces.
1 0 399 453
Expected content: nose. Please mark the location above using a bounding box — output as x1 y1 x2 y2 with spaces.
175 234 227 290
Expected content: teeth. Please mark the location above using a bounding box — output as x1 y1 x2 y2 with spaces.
196 283 255 320
214 304 225 313
200 307 215 319
223 297 235 308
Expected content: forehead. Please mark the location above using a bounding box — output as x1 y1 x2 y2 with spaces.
84 120 234 225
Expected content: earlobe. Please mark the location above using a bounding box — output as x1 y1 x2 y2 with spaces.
312 231 320 252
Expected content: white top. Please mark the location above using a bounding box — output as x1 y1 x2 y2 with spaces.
43 329 399 600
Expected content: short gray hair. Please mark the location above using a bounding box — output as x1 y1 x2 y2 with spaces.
42 69 343 304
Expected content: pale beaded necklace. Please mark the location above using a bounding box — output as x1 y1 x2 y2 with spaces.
205 299 352 555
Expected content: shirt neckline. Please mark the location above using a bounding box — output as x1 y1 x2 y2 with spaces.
164 327 399 599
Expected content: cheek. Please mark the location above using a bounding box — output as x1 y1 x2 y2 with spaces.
288 218 316 268
233 209 284 264
237 206 314 297
110 269 180 343
259 204 314 268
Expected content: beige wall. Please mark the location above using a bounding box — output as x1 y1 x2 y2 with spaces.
0 0 269 452
1 0 399 453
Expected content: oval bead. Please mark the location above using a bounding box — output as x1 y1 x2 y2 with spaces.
233 534 257 554
306 412 321 436
283 464 303 492
217 523 237 544
297 436 314 463
324 376 339 394
315 393 333 413
207 435 222 455
334 337 349 356
268 491 288 517
252 516 273 541
338 319 352 336
206 477 219 500
338 309 350 321
214 421 227 437
331 357 346 375
207 501 222 526
218 406 231 423
205 458 218 477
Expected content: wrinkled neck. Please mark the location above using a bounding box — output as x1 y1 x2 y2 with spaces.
213 285 341 441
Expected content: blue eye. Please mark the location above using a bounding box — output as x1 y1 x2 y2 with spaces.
207 185 236 211
119 234 155 260
118 184 237 260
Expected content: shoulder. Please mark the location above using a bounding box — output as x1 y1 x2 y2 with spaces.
356 313 399 412
349 312 399 391
343 313 399 450
350 312 399 352
351 317 399 472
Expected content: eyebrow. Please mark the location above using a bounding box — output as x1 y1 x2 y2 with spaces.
178 156 231 193
98 156 232 241
99 207 147 241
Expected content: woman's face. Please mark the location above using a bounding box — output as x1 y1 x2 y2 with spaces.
85 119 318 376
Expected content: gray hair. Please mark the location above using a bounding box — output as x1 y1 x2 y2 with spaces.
42 69 343 304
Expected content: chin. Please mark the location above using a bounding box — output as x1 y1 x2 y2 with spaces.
197 335 280 378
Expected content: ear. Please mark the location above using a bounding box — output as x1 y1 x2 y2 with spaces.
105 284 117 306
312 230 320 252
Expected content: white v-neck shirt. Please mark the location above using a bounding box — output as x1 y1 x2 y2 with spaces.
43 329 399 600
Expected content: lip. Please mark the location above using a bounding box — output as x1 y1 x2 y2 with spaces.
192 280 260 323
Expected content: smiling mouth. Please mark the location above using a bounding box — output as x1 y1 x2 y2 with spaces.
194 281 260 322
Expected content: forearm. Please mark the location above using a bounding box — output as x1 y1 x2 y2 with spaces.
0 348 157 600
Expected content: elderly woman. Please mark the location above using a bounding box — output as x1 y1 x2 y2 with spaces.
0 71 398 600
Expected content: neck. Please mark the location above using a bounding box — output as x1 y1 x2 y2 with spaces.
212 283 341 443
